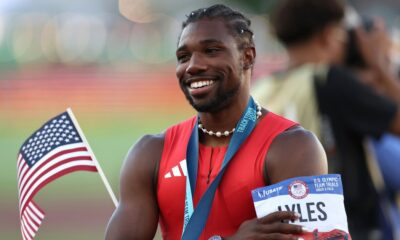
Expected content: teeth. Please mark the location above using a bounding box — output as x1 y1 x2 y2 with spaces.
190 80 214 89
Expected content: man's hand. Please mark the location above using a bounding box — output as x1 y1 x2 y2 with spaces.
225 211 305 240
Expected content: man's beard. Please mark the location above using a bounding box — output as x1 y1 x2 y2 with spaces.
183 82 241 113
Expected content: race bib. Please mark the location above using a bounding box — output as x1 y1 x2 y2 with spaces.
252 174 351 239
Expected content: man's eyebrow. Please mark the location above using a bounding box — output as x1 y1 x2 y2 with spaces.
199 39 223 45
176 45 187 53
176 39 224 52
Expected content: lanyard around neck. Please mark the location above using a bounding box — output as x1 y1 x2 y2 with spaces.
181 97 258 240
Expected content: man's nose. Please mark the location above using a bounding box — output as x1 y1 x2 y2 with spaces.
186 53 207 75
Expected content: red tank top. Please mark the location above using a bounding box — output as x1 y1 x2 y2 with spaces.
157 112 297 239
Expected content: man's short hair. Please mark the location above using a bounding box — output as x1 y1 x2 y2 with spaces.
181 4 255 50
270 0 345 46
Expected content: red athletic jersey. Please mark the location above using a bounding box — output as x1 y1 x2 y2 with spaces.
157 112 297 239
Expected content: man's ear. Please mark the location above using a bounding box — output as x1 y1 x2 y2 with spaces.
243 46 256 70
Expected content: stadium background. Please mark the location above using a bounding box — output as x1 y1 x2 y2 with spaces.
0 0 399 239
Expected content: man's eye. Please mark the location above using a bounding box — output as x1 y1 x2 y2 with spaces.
205 48 220 54
177 54 189 62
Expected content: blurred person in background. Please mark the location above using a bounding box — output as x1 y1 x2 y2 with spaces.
252 0 400 239
106 4 328 240
345 11 400 195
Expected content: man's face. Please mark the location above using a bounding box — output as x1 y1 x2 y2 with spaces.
175 19 244 113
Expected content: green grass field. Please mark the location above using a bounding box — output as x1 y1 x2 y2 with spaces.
0 109 193 239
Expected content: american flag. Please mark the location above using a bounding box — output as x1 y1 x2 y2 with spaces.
17 110 98 240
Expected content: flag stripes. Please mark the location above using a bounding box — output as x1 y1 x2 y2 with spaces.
16 111 98 239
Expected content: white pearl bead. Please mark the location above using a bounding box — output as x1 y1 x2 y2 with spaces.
197 101 261 137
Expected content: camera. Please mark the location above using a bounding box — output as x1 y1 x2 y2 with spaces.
345 16 374 68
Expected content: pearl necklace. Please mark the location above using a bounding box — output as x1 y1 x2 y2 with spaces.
198 103 262 137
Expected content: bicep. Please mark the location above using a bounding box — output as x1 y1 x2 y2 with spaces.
266 128 328 184
105 135 163 240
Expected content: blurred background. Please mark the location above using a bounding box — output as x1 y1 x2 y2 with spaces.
0 0 399 239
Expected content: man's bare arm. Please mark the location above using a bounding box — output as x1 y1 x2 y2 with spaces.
266 126 328 184
225 126 327 240
105 134 164 240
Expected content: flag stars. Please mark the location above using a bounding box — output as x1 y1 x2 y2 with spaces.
20 113 84 166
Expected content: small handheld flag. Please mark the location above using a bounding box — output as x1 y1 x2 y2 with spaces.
17 109 117 240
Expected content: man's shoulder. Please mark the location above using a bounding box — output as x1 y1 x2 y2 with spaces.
126 133 166 162
266 126 328 183
126 115 197 162
273 126 318 147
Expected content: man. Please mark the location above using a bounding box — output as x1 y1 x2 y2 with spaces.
252 0 400 238
106 4 327 240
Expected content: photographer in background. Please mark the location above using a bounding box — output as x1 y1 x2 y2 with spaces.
345 13 400 235
252 0 400 238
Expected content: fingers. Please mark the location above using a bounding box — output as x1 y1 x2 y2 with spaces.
259 211 300 224
258 233 304 240
258 221 304 234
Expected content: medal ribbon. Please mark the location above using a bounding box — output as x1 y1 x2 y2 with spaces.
181 97 258 239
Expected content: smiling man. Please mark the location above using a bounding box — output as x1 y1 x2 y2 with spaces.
105 4 327 240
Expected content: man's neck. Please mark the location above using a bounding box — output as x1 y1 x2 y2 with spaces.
198 92 250 147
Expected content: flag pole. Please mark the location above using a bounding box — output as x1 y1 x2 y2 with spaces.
67 108 118 208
